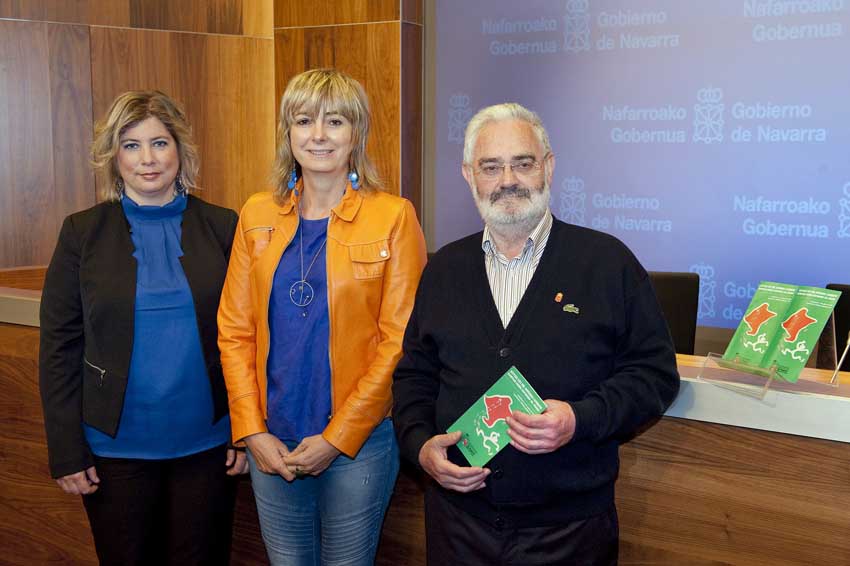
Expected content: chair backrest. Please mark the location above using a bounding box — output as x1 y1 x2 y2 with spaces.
648 271 700 355
816 283 850 371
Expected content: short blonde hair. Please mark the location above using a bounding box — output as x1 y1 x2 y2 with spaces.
91 91 200 201
270 68 381 203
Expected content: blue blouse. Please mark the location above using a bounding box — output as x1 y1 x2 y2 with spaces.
84 194 230 458
266 216 332 443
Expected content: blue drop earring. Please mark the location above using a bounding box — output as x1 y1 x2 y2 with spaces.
348 171 360 190
287 168 299 195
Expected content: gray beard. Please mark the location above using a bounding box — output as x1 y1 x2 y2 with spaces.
473 182 550 235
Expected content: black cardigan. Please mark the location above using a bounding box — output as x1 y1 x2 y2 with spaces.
39 195 238 478
392 218 680 527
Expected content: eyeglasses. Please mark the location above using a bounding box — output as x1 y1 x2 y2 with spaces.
474 156 547 180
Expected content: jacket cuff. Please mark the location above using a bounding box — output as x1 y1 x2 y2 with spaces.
568 398 604 444
228 393 268 443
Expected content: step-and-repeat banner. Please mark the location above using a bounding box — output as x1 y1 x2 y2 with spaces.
434 0 850 329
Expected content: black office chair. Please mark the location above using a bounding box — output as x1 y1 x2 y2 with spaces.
816 283 850 372
648 271 700 355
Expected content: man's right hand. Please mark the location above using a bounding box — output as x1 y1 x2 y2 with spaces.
56 466 99 495
418 431 490 493
244 432 296 481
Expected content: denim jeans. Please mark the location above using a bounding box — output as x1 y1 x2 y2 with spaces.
248 419 399 566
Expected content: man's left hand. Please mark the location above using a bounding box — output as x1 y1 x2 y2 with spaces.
283 434 342 477
506 399 576 454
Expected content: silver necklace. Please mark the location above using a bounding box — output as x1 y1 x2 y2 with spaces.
289 206 327 308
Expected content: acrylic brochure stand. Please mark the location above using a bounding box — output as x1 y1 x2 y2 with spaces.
698 313 841 402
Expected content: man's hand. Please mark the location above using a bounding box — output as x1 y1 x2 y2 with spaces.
418 431 490 492
244 432 295 481
506 399 576 454
56 466 100 495
283 435 341 477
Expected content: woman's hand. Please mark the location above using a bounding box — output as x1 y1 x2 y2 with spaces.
225 448 249 476
244 432 295 481
56 466 100 495
283 434 341 477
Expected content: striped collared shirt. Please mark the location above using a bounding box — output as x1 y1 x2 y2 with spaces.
482 211 553 328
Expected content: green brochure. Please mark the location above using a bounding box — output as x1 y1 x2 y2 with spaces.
447 366 546 467
723 282 842 382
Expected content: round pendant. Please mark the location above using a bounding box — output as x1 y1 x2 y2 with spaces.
289 280 315 307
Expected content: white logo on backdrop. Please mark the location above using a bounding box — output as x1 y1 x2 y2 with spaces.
564 0 591 53
448 93 472 144
838 182 850 238
559 176 587 226
693 87 724 144
689 263 716 319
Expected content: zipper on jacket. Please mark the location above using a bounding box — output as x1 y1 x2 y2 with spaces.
325 213 335 421
245 225 275 241
83 357 106 387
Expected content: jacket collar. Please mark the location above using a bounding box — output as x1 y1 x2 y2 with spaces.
279 180 363 222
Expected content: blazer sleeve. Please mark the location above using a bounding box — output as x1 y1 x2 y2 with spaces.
39 215 94 478
217 211 266 443
323 199 427 457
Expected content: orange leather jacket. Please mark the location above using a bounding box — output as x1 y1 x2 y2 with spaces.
217 185 426 457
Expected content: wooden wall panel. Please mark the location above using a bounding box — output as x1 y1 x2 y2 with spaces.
0 21 54 268
129 0 242 35
48 24 96 228
274 0 398 28
401 22 422 213
0 0 129 26
0 323 97 565
0 266 46 290
402 0 423 25
274 23 401 194
0 19 94 270
90 27 276 213
242 0 273 38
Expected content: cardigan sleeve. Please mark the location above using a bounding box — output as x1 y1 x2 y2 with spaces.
391 261 444 468
39 215 95 478
569 268 681 444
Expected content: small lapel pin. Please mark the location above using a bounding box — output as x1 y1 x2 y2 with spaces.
563 304 580 314
554 292 563 303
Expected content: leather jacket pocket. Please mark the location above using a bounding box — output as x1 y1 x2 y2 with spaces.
348 240 391 280
244 226 274 259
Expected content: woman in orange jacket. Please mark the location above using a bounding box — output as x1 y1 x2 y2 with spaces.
217 68 426 565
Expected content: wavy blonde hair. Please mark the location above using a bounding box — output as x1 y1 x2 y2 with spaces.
270 68 381 203
91 91 200 201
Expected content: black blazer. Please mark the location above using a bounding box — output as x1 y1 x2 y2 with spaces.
39 195 238 478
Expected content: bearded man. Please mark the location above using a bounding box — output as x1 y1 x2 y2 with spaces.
392 103 680 565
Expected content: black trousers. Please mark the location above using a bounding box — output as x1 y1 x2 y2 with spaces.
82 443 238 566
425 485 619 566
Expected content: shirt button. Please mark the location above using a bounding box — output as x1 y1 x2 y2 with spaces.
379 249 388 258
494 516 505 530
499 347 511 358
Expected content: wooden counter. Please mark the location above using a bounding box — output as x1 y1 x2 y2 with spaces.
1 324 848 565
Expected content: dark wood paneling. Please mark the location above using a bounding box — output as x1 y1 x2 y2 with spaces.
0 20 54 268
0 0 129 25
275 23 401 195
401 22 422 215
274 0 398 28
0 266 46 290
0 323 98 565
0 20 93 270
48 24 96 226
90 27 275 213
129 0 242 35
402 0 423 25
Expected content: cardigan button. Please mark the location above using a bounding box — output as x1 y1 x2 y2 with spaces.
491 467 503 480
494 516 505 530
499 347 511 358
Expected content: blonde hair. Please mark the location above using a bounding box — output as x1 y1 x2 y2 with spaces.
91 91 200 201
270 68 381 203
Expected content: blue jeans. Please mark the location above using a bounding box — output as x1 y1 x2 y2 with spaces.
248 419 399 566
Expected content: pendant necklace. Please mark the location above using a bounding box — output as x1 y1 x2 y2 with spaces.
289 203 327 310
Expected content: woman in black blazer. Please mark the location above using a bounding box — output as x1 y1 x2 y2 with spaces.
39 91 246 565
